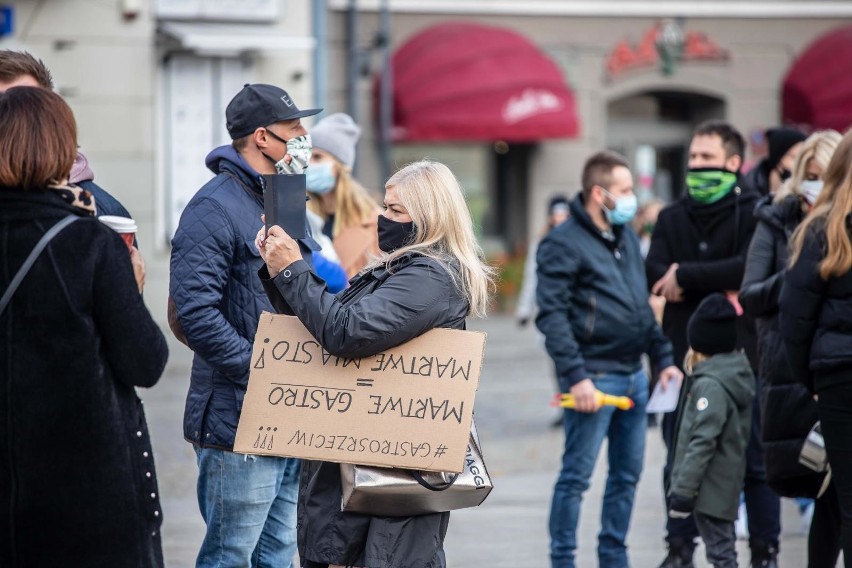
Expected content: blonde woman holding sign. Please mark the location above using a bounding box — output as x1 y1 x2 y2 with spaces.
256 160 493 568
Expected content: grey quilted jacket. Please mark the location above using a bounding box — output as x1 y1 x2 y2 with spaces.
169 145 318 450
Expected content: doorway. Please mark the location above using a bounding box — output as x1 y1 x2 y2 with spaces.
606 90 725 203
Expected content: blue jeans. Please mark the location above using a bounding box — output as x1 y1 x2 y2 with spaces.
550 370 649 568
194 447 300 568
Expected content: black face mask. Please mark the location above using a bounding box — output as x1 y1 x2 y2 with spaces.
377 215 416 253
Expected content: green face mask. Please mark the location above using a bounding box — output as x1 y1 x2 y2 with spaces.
686 168 738 204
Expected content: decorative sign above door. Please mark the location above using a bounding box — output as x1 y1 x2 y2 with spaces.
605 19 730 81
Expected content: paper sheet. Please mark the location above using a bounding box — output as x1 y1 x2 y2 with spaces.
646 379 681 414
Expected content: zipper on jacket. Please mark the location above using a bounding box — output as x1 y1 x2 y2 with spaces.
584 294 597 340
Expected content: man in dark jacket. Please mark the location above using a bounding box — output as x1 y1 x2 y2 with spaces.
0 50 142 256
536 151 680 568
0 50 134 219
646 120 779 568
169 84 320 568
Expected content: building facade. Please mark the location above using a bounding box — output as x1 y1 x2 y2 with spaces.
2 0 850 322
327 0 852 257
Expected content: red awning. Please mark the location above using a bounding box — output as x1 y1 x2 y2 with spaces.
384 22 579 142
782 25 852 132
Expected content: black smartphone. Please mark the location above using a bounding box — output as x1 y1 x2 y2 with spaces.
263 174 306 240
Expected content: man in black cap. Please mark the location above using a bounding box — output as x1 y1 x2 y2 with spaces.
169 84 321 568
741 126 807 196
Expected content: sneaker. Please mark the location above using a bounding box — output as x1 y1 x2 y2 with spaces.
658 544 695 568
750 541 779 568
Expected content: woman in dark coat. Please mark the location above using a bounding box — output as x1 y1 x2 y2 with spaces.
257 160 493 568
780 129 852 568
0 87 168 566
740 130 841 568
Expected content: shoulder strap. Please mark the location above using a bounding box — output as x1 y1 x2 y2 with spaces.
0 215 80 316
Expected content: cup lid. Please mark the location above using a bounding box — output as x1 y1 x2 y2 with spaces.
99 215 138 233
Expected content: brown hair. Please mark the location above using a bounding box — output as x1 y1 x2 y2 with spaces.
581 150 629 199
789 129 852 278
693 119 746 164
0 50 54 89
0 87 77 191
232 134 251 152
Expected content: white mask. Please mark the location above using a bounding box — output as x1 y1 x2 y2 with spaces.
274 134 313 175
800 180 824 205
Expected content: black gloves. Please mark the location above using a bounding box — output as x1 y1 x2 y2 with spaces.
667 493 696 519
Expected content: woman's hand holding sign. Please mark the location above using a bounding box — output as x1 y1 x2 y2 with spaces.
256 215 302 278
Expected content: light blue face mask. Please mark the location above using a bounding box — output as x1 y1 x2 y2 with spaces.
601 188 638 225
305 162 336 194
800 179 824 205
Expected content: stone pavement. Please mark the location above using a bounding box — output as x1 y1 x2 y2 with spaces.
142 315 819 567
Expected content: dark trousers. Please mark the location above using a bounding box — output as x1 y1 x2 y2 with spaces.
694 513 737 568
817 383 852 568
809 481 843 568
662 375 780 551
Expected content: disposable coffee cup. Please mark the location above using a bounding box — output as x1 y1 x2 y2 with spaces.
99 215 137 252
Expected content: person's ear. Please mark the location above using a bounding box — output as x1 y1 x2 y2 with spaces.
253 127 269 149
726 154 742 173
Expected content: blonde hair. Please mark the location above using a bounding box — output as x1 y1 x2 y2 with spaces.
789 129 852 278
307 164 379 235
684 348 710 375
774 130 842 204
376 160 495 317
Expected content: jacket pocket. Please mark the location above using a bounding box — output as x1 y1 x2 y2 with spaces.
584 294 596 340
245 237 262 259
244 239 266 293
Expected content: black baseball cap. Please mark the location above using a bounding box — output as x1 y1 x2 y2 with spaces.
225 83 322 140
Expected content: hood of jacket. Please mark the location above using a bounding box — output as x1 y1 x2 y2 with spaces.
568 194 624 249
742 159 771 197
753 193 805 234
692 351 755 410
205 145 265 196
69 151 95 184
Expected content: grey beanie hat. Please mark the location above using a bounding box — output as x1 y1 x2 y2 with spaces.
310 112 361 169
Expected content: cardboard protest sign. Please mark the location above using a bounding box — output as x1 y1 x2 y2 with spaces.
234 312 487 473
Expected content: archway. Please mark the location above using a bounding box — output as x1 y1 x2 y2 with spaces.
606 89 725 203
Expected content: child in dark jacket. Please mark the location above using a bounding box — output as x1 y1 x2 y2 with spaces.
668 293 756 568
